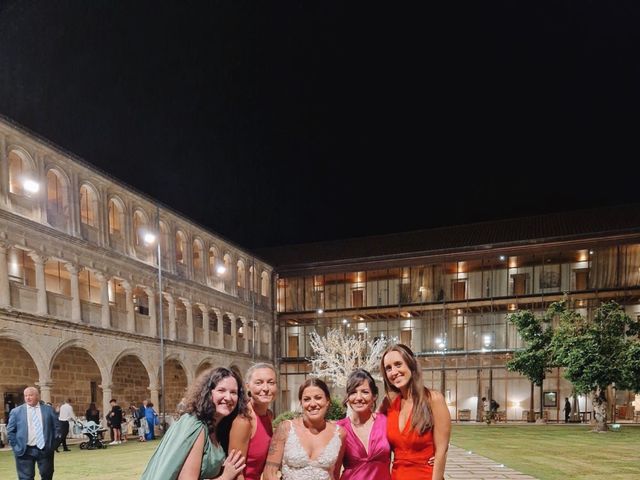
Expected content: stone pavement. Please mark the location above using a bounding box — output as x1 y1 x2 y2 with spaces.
446 444 537 479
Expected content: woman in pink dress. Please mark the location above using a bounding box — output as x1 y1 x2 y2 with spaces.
334 369 391 480
229 363 278 480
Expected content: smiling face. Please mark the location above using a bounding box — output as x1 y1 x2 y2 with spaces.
23 387 40 407
211 375 239 420
300 386 329 422
347 379 376 414
247 367 277 407
383 350 413 392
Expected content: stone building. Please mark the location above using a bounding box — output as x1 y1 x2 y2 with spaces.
0 116 274 422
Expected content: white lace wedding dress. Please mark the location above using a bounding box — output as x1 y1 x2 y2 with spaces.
281 420 342 480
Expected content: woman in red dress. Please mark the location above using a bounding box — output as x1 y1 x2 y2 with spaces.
381 344 451 480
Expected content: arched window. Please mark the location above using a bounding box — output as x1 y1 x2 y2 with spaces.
79 184 98 227
8 151 25 195
175 230 187 264
249 265 255 292
237 260 246 288
193 239 204 280
159 221 170 259
108 198 124 235
261 271 270 297
46 170 68 217
132 209 148 246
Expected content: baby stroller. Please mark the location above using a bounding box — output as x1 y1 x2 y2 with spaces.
77 420 108 450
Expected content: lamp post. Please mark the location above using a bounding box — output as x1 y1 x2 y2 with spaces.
143 206 165 434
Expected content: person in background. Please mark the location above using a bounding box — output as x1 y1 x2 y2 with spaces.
85 403 100 424
7 387 61 480
564 397 572 423
137 400 149 442
140 367 248 480
334 368 391 480
381 344 451 480
57 398 75 452
229 362 278 480
107 399 123 445
145 401 158 441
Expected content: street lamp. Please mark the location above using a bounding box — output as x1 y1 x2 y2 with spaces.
142 207 165 433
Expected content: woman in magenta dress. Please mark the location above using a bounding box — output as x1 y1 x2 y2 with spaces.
229 363 278 480
334 369 391 480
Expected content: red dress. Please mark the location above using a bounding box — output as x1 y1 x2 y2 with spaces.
387 396 434 479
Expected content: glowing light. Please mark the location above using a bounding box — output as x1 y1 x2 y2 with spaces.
23 179 40 193
216 265 226 275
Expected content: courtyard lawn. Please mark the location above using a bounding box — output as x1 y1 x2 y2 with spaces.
0 440 158 480
451 423 640 480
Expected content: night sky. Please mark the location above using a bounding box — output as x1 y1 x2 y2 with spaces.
1 1 638 249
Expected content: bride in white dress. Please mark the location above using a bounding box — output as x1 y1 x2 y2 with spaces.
264 378 346 480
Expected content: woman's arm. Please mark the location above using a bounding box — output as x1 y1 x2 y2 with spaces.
429 391 451 480
228 415 253 480
177 429 206 480
332 424 347 480
262 421 288 480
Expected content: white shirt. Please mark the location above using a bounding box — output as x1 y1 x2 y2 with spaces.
27 405 43 447
58 402 75 421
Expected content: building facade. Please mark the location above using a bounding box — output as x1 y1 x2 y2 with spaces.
267 207 640 422
0 117 274 422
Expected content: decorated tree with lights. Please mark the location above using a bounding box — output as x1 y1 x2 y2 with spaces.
308 328 389 387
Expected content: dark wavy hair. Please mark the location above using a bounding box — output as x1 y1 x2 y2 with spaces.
381 343 433 434
298 378 331 401
185 366 250 453
343 369 379 409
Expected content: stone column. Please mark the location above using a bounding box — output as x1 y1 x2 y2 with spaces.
0 244 11 307
96 272 111 328
149 387 160 411
254 322 261 356
166 294 176 341
183 299 194 343
145 287 157 338
101 384 112 427
123 281 135 333
37 381 53 404
200 305 209 346
64 263 81 322
28 252 48 315
240 318 248 353
231 315 237 351
217 313 224 349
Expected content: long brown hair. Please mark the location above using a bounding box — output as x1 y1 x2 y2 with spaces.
381 343 432 435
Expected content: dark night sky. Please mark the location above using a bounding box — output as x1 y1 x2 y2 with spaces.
1 1 638 249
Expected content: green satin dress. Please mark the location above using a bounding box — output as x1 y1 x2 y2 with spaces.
140 414 225 480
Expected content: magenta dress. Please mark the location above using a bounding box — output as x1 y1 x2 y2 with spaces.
336 414 391 480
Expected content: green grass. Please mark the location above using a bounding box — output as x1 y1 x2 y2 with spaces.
451 424 640 480
0 440 157 480
2 425 639 479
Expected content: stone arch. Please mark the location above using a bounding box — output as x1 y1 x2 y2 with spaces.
49 339 108 414
0 328 48 384
175 229 187 265
163 354 190 414
111 349 153 409
195 358 215 377
79 181 100 228
237 259 246 289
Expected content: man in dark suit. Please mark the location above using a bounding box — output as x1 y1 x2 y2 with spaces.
7 387 61 480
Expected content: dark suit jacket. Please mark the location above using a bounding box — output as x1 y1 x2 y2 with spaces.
7 401 60 456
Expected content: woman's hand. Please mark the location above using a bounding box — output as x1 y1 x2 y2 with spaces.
219 449 246 480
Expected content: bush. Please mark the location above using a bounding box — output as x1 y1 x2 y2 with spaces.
272 397 346 427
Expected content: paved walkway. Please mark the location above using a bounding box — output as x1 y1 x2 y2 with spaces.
446 444 537 479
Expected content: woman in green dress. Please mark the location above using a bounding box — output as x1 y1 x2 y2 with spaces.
141 367 250 480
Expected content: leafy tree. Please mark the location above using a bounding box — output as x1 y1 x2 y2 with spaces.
550 301 640 432
506 307 555 422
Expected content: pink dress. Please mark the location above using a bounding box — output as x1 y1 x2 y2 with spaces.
336 414 391 480
244 413 273 480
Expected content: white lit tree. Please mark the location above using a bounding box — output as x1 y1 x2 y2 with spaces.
308 328 389 387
